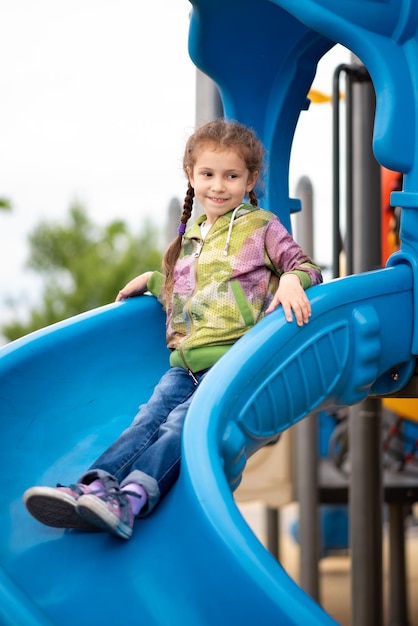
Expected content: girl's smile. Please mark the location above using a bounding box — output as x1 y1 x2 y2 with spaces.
187 146 258 225
209 197 228 203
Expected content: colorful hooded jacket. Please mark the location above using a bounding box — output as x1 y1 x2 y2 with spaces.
147 203 322 373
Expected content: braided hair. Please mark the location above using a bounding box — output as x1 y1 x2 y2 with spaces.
162 119 264 302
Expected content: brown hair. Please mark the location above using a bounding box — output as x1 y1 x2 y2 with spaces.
162 119 264 302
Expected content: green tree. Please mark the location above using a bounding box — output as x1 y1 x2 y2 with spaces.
2 202 162 341
0 198 12 211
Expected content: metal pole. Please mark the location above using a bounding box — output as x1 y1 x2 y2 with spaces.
294 177 314 255
350 68 382 275
295 411 320 600
345 72 354 276
165 197 182 245
195 69 223 124
266 507 280 561
388 504 408 626
294 177 320 601
349 60 384 626
349 400 383 626
332 64 355 278
332 66 343 278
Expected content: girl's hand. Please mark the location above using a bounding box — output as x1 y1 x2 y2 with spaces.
116 271 153 302
266 273 311 326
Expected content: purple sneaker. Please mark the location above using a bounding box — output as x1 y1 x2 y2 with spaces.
77 491 136 540
23 484 102 531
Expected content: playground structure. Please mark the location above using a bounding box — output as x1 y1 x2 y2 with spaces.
1 1 418 625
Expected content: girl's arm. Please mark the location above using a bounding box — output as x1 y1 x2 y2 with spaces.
115 271 154 301
264 216 322 325
265 273 311 326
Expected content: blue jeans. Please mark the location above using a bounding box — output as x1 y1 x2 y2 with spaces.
79 367 209 516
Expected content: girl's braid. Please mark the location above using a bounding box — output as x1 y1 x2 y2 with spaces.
179 183 194 233
162 183 194 304
249 189 258 207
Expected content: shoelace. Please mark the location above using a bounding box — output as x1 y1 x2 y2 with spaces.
57 483 103 497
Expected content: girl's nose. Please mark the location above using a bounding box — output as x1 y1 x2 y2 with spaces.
210 176 225 191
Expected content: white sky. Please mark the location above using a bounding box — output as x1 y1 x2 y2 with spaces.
0 0 350 332
0 0 196 324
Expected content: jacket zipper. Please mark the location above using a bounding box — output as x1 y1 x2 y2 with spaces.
179 345 199 386
194 239 204 258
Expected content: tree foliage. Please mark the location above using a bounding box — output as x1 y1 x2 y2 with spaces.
2 202 162 341
0 198 12 211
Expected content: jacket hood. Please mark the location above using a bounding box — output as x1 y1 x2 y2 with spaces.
184 203 257 255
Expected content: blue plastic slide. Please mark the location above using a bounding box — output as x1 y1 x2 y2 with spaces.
0 260 415 625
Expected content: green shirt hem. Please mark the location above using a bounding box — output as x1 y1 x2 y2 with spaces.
170 345 232 372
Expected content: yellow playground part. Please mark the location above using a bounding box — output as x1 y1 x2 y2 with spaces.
383 398 418 423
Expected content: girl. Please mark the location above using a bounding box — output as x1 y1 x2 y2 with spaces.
23 120 322 540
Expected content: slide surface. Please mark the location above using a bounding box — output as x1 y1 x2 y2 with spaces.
0 263 415 625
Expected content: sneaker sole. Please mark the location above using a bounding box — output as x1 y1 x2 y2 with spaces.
77 494 132 540
23 487 100 532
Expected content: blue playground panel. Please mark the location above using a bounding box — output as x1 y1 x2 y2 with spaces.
2 1 418 624
290 505 349 557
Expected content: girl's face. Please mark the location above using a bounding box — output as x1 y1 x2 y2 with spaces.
187 146 258 225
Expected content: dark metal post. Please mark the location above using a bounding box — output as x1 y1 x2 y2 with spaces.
266 507 280 561
350 71 382 275
388 504 408 626
294 177 320 601
349 399 383 626
348 61 384 626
